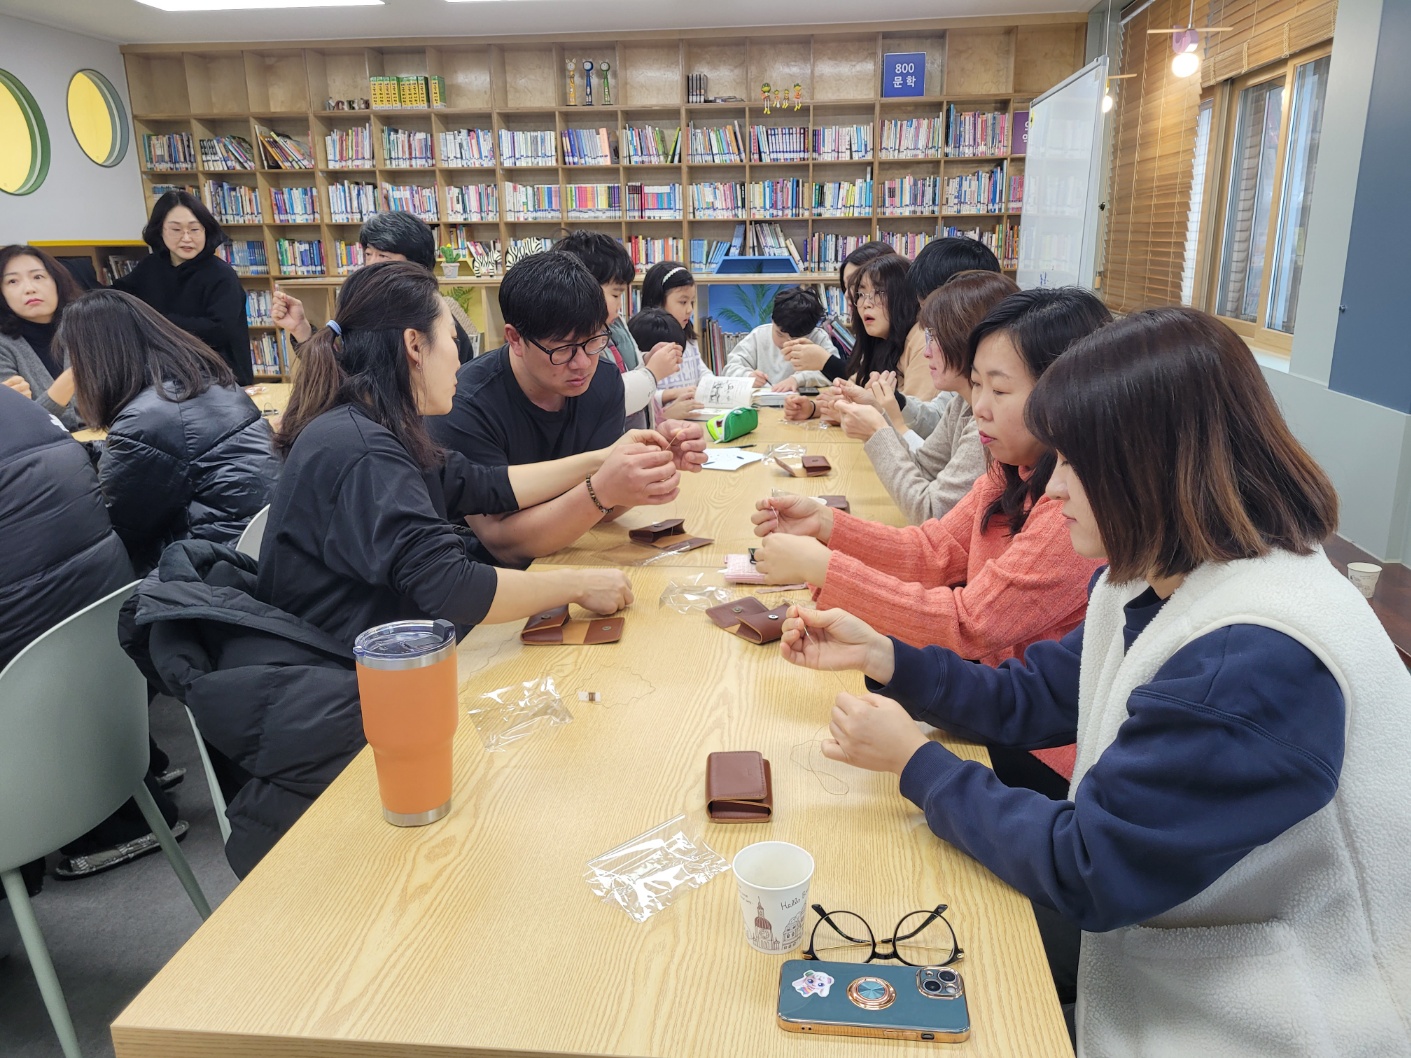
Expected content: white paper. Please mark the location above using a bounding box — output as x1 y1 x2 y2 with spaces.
695 376 757 410
702 448 763 471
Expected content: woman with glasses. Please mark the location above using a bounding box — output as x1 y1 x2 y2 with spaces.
777 307 1411 1057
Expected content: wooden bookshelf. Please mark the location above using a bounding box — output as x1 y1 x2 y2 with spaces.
122 21 1085 378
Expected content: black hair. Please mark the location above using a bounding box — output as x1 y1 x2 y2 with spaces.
357 211 438 271
967 287 1113 536
771 286 825 338
909 237 1001 300
498 251 608 344
275 262 446 468
627 307 687 351
838 241 896 296
59 288 234 428
556 229 635 286
141 190 226 258
843 254 919 381
0 244 84 338
640 260 697 341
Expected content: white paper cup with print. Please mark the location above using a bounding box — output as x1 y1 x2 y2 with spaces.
733 841 814 954
1347 562 1382 599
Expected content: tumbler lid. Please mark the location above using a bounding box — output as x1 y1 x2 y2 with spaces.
353 620 456 670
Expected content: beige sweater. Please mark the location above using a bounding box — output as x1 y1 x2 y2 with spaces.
896 324 937 400
861 395 985 524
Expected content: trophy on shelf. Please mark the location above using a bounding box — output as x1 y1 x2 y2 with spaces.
600 61 612 106
761 81 772 114
566 57 577 106
583 60 595 105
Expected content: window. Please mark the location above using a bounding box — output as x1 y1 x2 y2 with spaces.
67 69 129 168
0 68 49 196
1202 45 1331 352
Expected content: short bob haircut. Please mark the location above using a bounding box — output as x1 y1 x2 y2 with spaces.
843 252 919 382
0 244 84 338
357 211 438 271
57 289 234 429
627 307 686 351
141 190 226 256
498 251 608 345
909 236 1002 301
1026 306 1338 582
557 230 635 286
916 270 1019 375
771 286 825 338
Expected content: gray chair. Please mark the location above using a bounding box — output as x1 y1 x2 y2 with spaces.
0 583 212 1058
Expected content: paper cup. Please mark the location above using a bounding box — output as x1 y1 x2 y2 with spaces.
1347 562 1382 599
733 841 814 954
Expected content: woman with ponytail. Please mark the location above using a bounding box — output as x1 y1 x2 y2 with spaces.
261 262 644 643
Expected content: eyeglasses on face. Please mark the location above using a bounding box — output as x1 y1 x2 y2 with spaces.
802 903 963 967
854 289 885 308
525 332 612 366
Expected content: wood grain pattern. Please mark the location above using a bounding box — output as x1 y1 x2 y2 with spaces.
1321 536 1411 666
111 420 1070 1058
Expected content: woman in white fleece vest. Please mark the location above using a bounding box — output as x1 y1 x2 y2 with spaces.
778 307 1411 1058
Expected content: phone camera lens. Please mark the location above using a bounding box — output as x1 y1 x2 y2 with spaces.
923 979 941 993
938 969 957 983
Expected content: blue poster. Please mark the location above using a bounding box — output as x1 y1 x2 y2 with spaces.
882 52 926 98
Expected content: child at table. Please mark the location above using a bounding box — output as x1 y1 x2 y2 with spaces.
778 306 1411 1058
723 285 838 393
639 261 710 393
627 308 704 420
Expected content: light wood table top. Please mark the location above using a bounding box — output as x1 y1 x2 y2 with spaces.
70 383 292 443
112 563 1070 1058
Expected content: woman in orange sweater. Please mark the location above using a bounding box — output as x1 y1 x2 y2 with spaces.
751 288 1110 781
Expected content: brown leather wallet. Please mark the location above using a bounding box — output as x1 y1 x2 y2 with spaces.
802 455 831 476
628 518 714 553
521 605 624 645
706 750 773 822
819 495 850 512
705 596 790 644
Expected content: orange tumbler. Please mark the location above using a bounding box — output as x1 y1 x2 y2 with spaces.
354 620 458 827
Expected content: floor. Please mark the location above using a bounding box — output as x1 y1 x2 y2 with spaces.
0 695 239 1058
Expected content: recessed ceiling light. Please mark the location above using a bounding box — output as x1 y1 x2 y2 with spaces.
136 0 382 11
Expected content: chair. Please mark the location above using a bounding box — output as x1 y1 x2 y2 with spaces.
0 583 211 1058
235 504 270 558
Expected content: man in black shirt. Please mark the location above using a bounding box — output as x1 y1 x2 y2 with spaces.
427 251 706 566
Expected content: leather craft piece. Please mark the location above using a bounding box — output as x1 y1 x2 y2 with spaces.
706 750 774 822
705 596 790 644
819 495 850 512
628 518 714 553
521 605 624 645
802 455 831 476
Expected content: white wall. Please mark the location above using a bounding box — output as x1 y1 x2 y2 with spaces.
0 14 147 242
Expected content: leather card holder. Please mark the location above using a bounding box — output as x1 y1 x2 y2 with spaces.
705 596 790 644
802 455 831 476
628 518 714 553
706 750 773 822
521 605 624 645
819 495 849 512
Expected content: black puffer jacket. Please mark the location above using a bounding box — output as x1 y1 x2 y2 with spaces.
99 381 280 574
0 386 135 671
122 540 363 878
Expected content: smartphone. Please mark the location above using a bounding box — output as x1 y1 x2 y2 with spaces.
777 960 970 1043
797 386 821 397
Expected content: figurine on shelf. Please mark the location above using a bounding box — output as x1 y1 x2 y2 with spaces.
600 61 612 106
772 86 783 112
567 57 577 106
583 60 595 106
761 81 772 114
793 82 803 110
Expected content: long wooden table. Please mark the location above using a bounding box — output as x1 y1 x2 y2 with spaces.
111 413 1072 1058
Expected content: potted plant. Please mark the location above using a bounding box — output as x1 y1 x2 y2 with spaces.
438 245 462 278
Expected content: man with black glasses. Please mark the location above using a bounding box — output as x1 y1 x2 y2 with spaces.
428 251 705 567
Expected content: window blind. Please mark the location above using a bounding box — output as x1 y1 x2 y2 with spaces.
1203 0 1338 85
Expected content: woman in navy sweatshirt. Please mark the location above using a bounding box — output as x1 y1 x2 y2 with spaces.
779 307 1411 1057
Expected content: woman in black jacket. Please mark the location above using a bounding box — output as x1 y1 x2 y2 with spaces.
114 189 254 385
58 289 279 574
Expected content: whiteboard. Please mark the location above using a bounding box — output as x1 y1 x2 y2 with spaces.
1016 57 1108 291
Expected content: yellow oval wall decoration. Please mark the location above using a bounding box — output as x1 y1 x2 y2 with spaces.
0 69 49 195
68 69 128 167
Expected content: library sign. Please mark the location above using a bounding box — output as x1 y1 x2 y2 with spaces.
882 53 926 98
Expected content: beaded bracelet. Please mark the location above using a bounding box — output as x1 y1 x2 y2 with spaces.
585 474 613 514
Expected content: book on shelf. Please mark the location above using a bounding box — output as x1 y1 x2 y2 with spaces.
689 181 746 219
439 128 494 167
945 106 1010 158
333 239 365 274
625 183 682 220
1009 173 1024 212
626 236 686 271
729 222 747 255
328 180 378 223
749 222 804 268
325 125 373 169
937 222 1020 267
104 255 142 282
1011 111 1030 156
822 314 855 357
368 74 442 109
149 182 198 202
943 164 1006 214
879 230 934 258
270 186 319 224
878 175 941 216
749 124 808 163
275 238 326 276
255 126 315 170
813 124 872 161
215 239 268 275
498 129 556 167
381 126 434 168
204 180 263 223
142 132 194 171
697 317 751 374
687 73 710 105
445 183 498 222
688 122 744 164
244 288 273 326
250 332 282 376
803 232 869 273
380 183 439 220
628 288 641 316
810 178 873 218
562 127 615 166
623 125 681 165
879 117 944 159
566 183 622 219
689 238 732 273
429 76 446 108
504 182 561 221
748 178 804 219
199 135 256 171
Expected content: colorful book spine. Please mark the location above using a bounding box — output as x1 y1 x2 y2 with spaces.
249 332 281 376
623 125 681 165
368 76 399 109
688 238 733 272
142 132 195 171
381 127 435 168
270 186 320 223
627 236 687 271
244 289 273 326
274 238 326 277
942 164 1007 214
625 183 682 220
812 125 872 161
255 127 315 170
214 239 268 275
945 106 1010 158
1009 173 1024 212
877 175 941 216
327 180 378 223
199 135 255 171
749 222 804 267
429 75 447 108
498 129 556 166
561 127 614 166
688 122 745 164
379 183 439 220
566 183 622 219
203 180 262 223
690 181 747 219
504 182 561 220
438 128 495 167
804 232 870 272
748 178 805 219
749 125 808 163
878 117 944 159
445 183 498 222
334 239 366 275
325 125 373 168
810 179 873 218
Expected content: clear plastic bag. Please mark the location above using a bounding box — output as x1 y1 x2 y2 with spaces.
467 676 572 751
659 572 732 613
584 814 730 922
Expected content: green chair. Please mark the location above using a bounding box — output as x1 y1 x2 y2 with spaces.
0 582 212 1058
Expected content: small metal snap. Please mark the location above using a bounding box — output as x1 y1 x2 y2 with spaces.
768 613 780 620
732 606 743 613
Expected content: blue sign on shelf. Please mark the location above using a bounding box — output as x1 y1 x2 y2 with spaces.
882 52 926 97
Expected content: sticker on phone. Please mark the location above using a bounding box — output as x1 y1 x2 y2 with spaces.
792 970 835 998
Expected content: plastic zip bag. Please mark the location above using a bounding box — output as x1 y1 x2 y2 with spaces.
584 814 730 922
660 572 732 613
467 676 572 751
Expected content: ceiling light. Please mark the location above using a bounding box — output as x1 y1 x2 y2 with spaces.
1171 46 1201 78
1102 92 1115 113
136 0 382 10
